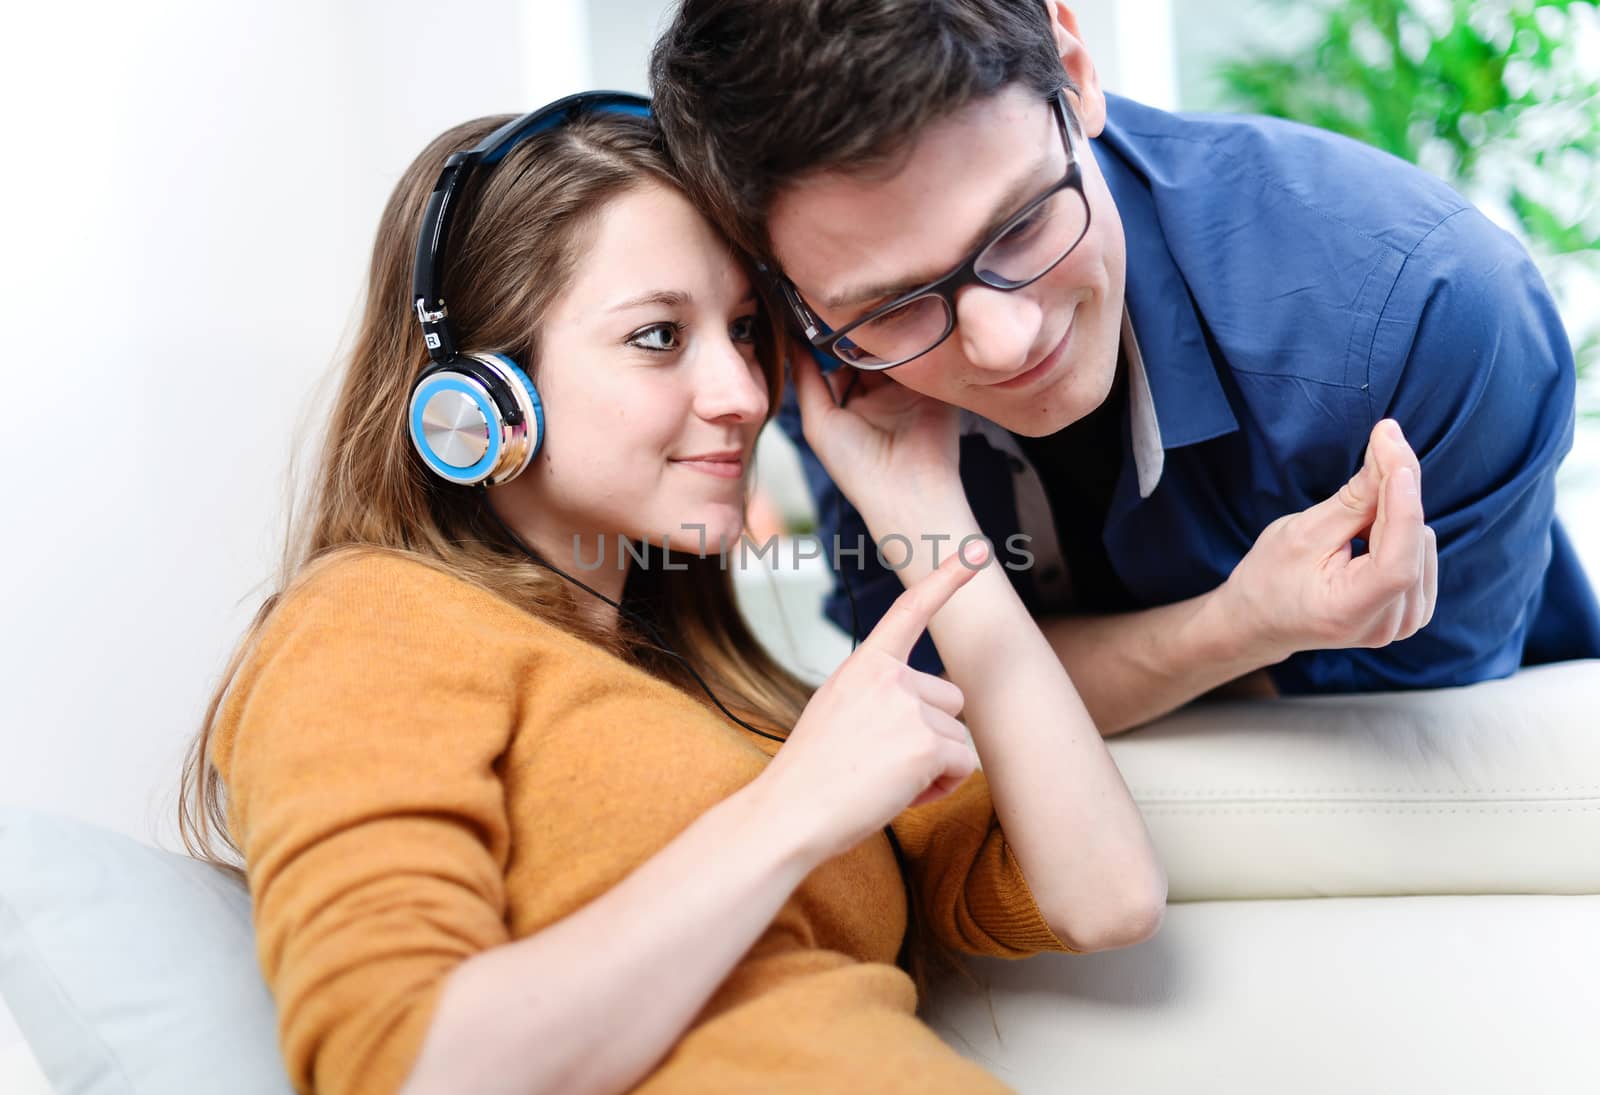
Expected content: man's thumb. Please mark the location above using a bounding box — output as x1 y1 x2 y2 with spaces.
1299 457 1380 544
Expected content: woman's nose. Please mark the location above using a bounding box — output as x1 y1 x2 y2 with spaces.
695 339 769 422
954 286 1041 377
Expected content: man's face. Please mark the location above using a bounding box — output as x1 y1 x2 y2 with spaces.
767 82 1126 438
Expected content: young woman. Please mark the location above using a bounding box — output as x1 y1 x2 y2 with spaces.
178 98 1165 1095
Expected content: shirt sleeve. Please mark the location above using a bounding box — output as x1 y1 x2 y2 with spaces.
1269 206 1587 693
210 554 518 1095
889 770 1075 959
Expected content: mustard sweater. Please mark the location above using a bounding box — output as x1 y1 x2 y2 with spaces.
212 552 1070 1095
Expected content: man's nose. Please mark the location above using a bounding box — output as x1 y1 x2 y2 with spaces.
954 286 1041 376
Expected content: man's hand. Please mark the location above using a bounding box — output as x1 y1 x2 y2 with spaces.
790 345 970 535
1221 419 1439 665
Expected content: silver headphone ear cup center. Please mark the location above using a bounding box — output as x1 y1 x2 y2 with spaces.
419 387 493 469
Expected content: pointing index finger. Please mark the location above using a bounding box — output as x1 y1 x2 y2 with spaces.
859 541 989 661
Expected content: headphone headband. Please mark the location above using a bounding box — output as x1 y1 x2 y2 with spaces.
411 90 652 362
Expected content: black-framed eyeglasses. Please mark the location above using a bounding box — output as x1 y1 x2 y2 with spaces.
778 89 1090 372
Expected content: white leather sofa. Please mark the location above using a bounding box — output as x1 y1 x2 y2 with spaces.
4 660 1597 1094
926 659 1600 1094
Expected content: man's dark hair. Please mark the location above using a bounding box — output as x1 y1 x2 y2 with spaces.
650 0 1066 261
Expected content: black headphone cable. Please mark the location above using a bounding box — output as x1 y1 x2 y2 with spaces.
475 485 791 744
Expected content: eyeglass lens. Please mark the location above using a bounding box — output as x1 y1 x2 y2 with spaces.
834 186 1089 367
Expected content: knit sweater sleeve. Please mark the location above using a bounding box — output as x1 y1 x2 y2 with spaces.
890 771 1075 958
210 553 523 1095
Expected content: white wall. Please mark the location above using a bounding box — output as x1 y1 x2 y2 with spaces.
587 0 672 93
583 0 1177 105
0 0 589 853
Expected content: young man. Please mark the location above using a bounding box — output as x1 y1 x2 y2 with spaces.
650 0 1600 733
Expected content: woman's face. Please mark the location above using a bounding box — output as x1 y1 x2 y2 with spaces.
496 182 770 564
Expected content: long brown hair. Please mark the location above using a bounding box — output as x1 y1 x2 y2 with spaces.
176 107 950 1005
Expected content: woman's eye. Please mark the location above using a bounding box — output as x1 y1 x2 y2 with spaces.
627 323 681 352
729 314 758 343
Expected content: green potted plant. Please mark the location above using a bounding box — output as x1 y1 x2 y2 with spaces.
1212 0 1599 405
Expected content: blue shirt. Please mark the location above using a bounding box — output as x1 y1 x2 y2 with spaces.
777 93 1600 693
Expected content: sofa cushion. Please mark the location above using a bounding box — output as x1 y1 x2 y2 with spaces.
1111 660 1600 900
0 807 291 1095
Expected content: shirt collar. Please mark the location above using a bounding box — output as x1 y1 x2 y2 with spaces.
958 309 1166 500
1121 307 1164 498
1092 95 1240 463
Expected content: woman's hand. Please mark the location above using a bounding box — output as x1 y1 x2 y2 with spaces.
790 345 966 528
754 547 987 862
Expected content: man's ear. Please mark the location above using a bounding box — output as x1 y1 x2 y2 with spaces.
1046 2 1107 138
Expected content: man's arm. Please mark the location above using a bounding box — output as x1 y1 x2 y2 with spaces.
1267 206 1590 693
1039 415 1438 732
1037 595 1274 735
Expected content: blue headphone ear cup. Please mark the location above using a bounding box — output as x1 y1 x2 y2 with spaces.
479 352 544 467
408 351 542 486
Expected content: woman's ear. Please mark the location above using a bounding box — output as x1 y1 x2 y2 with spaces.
1045 2 1107 139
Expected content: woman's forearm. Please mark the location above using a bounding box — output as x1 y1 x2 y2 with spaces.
867 504 1167 952
398 779 816 1095
933 560 1167 949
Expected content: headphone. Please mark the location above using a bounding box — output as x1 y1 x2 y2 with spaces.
408 90 652 487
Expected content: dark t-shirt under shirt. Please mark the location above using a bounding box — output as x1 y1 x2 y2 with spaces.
1013 357 1136 615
